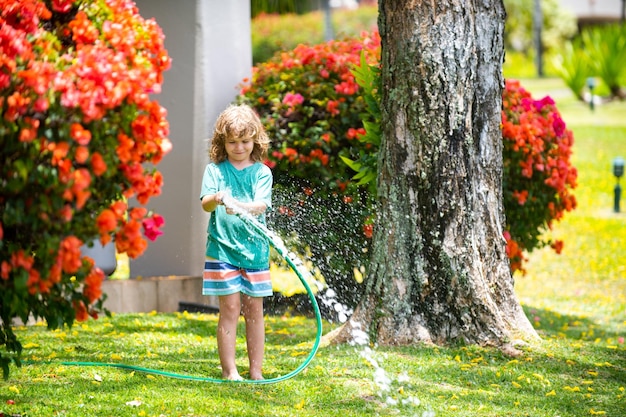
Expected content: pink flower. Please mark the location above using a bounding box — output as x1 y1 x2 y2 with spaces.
282 92 304 107
142 214 165 241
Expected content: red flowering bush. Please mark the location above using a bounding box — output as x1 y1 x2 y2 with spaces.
0 0 171 378
502 80 577 273
239 31 380 193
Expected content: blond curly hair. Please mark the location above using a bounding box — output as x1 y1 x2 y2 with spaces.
208 104 270 163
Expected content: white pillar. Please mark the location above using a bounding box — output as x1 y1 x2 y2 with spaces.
130 0 252 278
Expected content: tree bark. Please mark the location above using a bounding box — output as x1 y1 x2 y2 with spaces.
329 0 537 348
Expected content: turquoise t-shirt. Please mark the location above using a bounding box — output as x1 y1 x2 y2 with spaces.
200 160 273 269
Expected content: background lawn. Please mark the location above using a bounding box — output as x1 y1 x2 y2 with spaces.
2 78 624 417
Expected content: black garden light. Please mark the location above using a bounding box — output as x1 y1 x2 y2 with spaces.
613 156 624 213
586 77 596 111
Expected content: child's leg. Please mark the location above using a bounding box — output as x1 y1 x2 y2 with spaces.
217 293 242 380
242 294 265 380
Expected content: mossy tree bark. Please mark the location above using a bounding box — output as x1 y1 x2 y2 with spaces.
331 0 537 348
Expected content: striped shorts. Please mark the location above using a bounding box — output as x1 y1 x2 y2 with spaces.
202 258 272 298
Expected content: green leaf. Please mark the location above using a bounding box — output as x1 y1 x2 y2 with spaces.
340 155 362 172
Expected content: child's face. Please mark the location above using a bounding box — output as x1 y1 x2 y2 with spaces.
225 136 254 164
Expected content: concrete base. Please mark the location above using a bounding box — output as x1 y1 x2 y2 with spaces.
101 276 218 313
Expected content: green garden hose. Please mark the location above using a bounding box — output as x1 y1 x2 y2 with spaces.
59 207 323 384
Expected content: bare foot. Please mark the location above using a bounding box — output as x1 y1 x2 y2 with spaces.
223 372 243 381
249 373 264 381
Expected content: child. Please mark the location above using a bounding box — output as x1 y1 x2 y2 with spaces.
199 104 273 381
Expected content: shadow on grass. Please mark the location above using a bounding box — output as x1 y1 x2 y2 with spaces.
521 305 625 387
521 305 623 342
104 311 323 342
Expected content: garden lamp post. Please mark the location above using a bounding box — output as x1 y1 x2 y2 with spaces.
322 0 334 41
586 77 596 111
614 156 624 213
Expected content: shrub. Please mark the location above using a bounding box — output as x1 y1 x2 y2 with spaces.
0 0 171 378
239 31 380 192
554 24 626 101
501 80 577 273
552 39 590 101
581 24 626 99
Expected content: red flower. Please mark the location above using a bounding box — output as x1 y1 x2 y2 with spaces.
90 151 107 176
502 79 577 272
111 201 127 218
75 145 89 164
19 127 37 142
551 240 564 254
58 235 83 274
363 223 373 239
96 209 118 234
68 168 92 209
68 10 99 44
74 300 89 322
83 267 104 303
58 204 73 222
326 100 340 116
512 190 528 205
70 123 91 145
27 268 43 295
51 0 73 13
11 250 34 270
1 261 10 280
278 206 294 216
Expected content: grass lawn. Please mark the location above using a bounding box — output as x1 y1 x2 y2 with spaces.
2 78 625 417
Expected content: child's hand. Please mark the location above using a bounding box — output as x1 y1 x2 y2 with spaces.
224 197 240 214
218 193 238 215
215 191 226 205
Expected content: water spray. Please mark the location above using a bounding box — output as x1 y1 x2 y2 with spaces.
56 195 323 384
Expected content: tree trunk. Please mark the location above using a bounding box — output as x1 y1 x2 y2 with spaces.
330 0 537 348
